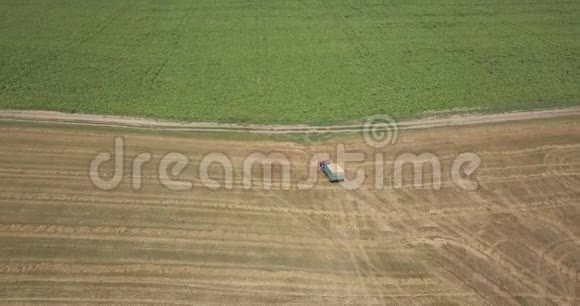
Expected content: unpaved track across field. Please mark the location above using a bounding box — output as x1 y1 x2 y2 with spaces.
0 113 578 304
0 107 579 133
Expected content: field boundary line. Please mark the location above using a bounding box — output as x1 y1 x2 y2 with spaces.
0 107 579 134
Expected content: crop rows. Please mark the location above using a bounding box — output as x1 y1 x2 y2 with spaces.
0 0 578 123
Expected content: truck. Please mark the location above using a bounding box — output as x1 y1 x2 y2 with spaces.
319 160 345 183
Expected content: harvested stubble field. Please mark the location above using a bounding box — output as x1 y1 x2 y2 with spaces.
0 115 578 304
0 0 579 123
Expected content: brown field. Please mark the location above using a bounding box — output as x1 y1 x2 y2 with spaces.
0 115 579 305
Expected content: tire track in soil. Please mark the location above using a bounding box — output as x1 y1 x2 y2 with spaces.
410 2 523 86
256 191 380 303
370 136 579 303
427 215 570 302
318 0 368 60
0 258 428 281
0 261 432 285
254 0 271 99
265 188 438 303
507 23 579 58
0 1 138 90
0 114 578 303
534 239 580 303
143 1 199 89
1 106 578 134
0 224 368 253
288 132 410 303
0 5 59 76
317 0 432 103
336 188 425 306
0 275 370 297
317 0 401 101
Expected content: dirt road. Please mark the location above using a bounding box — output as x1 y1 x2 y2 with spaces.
0 114 578 304
1 107 579 133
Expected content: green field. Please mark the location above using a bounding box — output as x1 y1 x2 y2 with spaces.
0 0 578 124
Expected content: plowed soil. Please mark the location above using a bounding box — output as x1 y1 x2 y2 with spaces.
0 115 578 304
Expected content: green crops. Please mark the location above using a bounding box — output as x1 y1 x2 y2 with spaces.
0 0 578 124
